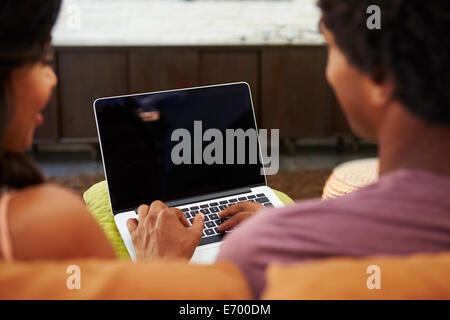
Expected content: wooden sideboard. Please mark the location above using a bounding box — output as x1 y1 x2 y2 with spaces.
34 45 352 147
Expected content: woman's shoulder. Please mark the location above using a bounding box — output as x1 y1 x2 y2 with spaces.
7 183 116 260
7 183 89 224
12 183 84 207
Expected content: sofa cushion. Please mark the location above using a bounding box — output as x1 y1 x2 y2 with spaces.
83 180 294 259
262 252 450 299
0 259 251 299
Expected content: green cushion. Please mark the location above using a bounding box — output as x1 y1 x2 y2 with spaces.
83 180 294 260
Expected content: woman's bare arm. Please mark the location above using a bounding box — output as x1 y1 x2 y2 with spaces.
8 184 116 260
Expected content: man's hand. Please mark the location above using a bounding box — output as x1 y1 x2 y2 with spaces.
126 200 204 261
218 201 264 232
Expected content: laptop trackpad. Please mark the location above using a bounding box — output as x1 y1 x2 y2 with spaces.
189 243 221 265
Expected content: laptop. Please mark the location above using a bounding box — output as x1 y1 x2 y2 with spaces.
93 82 284 264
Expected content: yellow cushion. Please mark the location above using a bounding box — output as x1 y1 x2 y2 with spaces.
83 180 294 260
0 259 251 300
262 252 450 300
83 181 129 259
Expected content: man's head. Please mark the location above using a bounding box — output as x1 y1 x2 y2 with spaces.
318 0 449 141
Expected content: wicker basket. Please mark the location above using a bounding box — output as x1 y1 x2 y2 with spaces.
322 158 379 200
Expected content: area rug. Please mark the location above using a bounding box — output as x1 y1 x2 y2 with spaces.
46 169 332 202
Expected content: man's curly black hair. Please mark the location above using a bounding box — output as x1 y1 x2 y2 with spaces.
318 0 450 125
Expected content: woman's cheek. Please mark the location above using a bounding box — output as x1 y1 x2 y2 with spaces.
35 65 56 111
7 65 54 151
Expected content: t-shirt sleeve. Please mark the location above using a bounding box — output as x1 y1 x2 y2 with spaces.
215 199 371 298
216 208 286 298
216 220 265 298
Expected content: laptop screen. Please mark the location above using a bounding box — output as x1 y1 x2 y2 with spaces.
94 83 265 212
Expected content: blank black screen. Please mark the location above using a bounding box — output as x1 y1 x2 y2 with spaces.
95 83 265 212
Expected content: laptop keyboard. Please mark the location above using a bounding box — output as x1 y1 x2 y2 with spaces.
178 192 273 244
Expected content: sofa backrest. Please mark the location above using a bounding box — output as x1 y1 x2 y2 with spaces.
0 258 251 299
2 252 450 299
262 252 450 300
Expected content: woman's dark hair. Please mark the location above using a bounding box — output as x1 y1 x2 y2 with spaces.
318 0 450 125
0 0 61 189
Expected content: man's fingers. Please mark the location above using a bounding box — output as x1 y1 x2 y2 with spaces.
218 217 238 232
189 213 205 238
126 218 138 233
147 200 168 225
218 213 246 231
219 203 244 219
137 204 149 221
219 201 263 219
149 200 168 213
175 208 190 227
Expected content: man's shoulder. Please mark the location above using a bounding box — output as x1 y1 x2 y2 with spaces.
267 187 379 218
267 171 421 219
238 182 397 238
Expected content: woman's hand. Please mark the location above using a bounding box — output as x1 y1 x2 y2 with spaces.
126 200 204 261
218 201 265 232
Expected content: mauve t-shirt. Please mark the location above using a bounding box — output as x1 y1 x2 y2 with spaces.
216 169 450 298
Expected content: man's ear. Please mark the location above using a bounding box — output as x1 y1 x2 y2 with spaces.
367 78 394 109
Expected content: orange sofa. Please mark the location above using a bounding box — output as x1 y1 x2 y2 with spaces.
1 252 449 299
2 171 449 300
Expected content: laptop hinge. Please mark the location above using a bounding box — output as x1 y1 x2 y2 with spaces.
166 186 253 207
113 183 265 215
